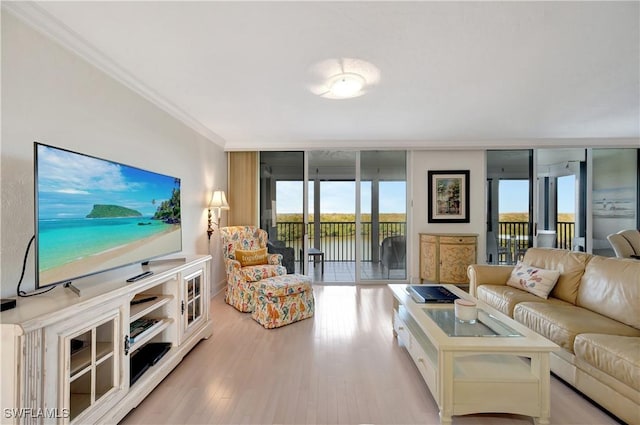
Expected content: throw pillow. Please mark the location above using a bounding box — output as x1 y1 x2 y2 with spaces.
506 261 560 299
235 248 268 267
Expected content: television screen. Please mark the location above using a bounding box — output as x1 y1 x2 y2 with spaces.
35 143 182 288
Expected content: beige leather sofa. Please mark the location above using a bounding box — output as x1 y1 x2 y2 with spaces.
468 248 639 424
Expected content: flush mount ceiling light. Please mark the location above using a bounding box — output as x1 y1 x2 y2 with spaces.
308 58 380 100
328 72 366 98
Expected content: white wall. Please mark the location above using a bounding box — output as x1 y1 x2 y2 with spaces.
409 150 486 282
1 12 228 298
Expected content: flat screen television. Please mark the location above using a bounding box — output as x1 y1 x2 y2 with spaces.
34 142 182 289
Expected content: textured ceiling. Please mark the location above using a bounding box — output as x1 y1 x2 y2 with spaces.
14 1 640 149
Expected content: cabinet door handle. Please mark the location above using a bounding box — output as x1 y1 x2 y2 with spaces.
181 301 185 315
398 326 405 331
124 335 130 356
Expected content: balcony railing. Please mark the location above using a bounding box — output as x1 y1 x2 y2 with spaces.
275 220 574 264
497 221 575 263
556 221 575 250
497 221 529 264
275 221 405 262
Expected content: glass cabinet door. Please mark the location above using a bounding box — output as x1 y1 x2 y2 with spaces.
63 311 121 424
182 269 204 337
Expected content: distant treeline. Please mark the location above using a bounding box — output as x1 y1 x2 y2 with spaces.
499 213 575 222
277 212 573 224
277 213 406 223
498 212 576 248
274 213 406 241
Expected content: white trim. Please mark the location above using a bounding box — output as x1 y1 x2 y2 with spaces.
586 149 594 253
2 1 226 148
303 151 309 275
355 151 361 282
533 150 539 244
224 137 640 152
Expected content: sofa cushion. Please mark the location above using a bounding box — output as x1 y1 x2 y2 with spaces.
521 248 592 304
506 261 560 299
577 256 640 329
477 285 570 317
574 334 640 392
513 302 640 353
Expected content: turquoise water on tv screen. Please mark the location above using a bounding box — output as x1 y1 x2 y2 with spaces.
37 217 174 272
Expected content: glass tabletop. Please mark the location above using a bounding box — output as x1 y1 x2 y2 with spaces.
423 307 522 337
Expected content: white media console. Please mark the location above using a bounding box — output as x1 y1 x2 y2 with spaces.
0 255 213 424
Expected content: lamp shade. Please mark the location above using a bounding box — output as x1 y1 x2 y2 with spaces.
209 190 229 210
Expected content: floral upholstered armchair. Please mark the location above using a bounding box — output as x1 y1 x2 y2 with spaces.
220 226 287 312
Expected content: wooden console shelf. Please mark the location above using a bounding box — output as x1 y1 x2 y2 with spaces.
0 255 212 425
129 295 173 322
70 343 113 376
129 318 173 350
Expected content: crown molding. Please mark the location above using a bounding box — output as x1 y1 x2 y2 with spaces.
2 1 226 148
223 137 640 152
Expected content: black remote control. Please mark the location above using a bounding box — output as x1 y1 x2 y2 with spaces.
130 295 158 306
126 271 154 282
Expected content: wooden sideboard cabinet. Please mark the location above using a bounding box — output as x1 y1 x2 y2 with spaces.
0 256 212 425
419 233 478 284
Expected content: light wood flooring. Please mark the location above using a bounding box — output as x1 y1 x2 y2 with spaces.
121 285 619 425
295 260 407 283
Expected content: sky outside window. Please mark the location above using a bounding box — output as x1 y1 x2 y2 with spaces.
276 179 572 215
557 175 576 214
499 178 575 214
499 180 530 214
276 181 406 214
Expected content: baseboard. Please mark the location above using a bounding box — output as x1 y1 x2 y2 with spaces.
211 279 226 297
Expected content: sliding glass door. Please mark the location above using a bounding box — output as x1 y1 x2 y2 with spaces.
535 148 587 251
360 151 407 281
259 150 408 283
307 151 356 282
487 147 638 259
486 150 533 264
259 152 304 274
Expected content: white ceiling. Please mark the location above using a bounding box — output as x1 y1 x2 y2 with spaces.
10 1 640 150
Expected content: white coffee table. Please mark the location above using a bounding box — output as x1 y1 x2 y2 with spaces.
389 284 559 425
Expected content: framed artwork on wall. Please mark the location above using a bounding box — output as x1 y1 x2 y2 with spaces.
428 170 470 223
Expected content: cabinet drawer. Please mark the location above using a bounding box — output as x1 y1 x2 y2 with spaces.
408 338 437 396
421 235 438 243
440 236 476 245
393 311 411 349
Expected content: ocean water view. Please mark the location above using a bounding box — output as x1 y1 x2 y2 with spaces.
38 217 174 271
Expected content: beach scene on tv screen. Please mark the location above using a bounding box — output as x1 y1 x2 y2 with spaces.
37 145 181 286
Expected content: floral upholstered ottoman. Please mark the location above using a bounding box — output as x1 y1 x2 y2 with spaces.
252 274 314 328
